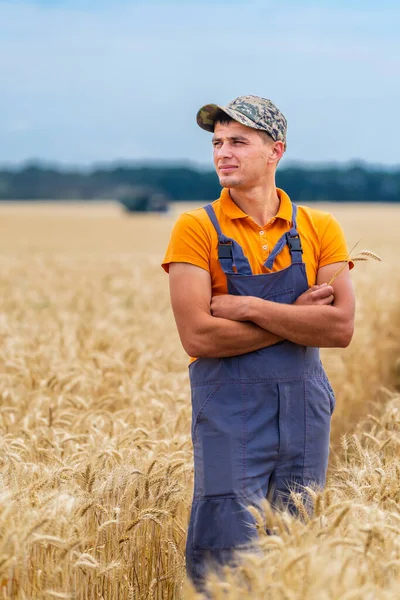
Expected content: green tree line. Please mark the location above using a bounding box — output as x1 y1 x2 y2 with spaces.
0 162 398 202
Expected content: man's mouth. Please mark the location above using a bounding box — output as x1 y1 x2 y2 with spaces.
219 166 238 174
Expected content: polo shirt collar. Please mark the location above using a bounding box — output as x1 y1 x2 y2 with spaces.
219 187 293 223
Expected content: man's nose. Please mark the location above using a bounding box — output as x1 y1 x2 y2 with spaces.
215 142 233 159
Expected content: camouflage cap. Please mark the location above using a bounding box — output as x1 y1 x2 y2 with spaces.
196 95 287 144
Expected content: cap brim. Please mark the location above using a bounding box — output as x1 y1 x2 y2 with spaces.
196 103 269 134
196 104 223 132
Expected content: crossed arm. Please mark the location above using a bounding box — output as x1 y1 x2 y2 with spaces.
168 262 355 358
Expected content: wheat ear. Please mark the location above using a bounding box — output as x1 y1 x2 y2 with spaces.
354 250 382 261
327 243 382 285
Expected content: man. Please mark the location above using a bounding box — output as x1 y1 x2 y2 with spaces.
162 95 355 587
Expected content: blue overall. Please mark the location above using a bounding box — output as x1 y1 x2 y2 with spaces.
186 202 336 586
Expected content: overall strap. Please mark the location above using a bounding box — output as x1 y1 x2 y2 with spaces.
203 204 252 275
264 203 303 270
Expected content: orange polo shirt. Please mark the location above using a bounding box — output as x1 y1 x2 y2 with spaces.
162 188 350 293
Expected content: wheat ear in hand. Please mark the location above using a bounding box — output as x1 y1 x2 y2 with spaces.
327 243 382 286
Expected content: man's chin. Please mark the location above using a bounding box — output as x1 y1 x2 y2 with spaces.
218 175 241 188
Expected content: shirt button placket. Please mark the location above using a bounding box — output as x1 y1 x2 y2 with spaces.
258 230 268 254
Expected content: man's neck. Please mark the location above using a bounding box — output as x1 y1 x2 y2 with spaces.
229 184 281 228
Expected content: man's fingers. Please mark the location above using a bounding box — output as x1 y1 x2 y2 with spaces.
311 285 334 299
323 294 334 305
308 284 331 294
314 294 334 305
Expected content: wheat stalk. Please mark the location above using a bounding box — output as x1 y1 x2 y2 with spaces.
327 242 382 285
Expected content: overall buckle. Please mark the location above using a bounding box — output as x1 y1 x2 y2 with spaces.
287 235 303 253
218 242 233 260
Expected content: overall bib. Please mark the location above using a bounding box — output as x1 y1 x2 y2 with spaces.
186 202 336 586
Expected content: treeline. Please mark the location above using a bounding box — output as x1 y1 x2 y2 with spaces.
0 162 399 202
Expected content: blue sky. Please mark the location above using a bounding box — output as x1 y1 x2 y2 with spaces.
0 1 399 167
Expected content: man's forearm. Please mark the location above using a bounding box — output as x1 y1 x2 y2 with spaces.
186 316 282 358
247 298 353 348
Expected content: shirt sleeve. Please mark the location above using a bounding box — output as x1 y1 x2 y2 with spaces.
161 212 212 273
318 213 354 270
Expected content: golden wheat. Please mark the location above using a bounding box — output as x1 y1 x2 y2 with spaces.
0 202 399 599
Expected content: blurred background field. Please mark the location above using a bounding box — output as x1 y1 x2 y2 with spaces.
0 201 400 599
0 200 398 253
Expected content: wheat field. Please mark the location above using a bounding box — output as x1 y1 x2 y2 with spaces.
0 201 400 599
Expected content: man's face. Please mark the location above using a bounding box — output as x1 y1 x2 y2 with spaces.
212 120 277 189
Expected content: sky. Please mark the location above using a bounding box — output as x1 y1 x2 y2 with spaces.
0 1 399 168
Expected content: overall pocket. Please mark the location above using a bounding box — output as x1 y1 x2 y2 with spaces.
190 382 244 498
322 374 336 415
266 288 295 304
191 384 220 439
303 377 332 483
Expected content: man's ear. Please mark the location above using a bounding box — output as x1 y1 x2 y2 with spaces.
273 141 285 160
268 141 285 165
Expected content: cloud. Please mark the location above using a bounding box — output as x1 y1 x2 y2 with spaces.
0 1 399 165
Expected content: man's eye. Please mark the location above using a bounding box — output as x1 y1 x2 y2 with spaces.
233 141 244 144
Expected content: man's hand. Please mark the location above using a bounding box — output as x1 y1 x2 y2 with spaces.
295 284 334 306
210 294 250 321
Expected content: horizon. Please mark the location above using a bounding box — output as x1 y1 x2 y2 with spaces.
1 157 399 173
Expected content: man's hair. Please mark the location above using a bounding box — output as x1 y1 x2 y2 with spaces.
213 109 235 127
213 109 273 145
